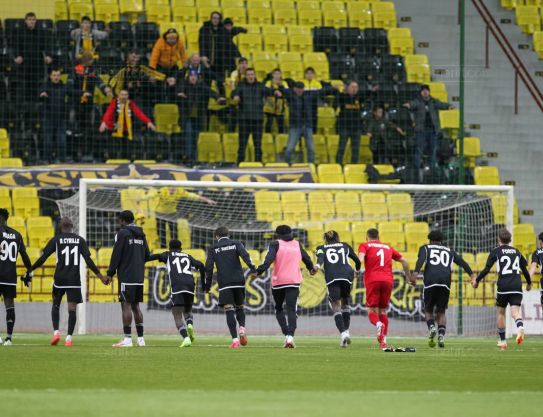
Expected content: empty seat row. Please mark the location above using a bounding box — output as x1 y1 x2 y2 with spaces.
0 188 40 219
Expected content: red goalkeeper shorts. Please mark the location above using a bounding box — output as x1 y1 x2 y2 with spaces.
365 280 393 309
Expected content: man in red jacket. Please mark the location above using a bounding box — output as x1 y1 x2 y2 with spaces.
99 89 156 159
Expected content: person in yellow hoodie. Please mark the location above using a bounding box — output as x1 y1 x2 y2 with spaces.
264 69 288 134
149 28 188 76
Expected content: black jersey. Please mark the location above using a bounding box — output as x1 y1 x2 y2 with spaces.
0 225 31 285
476 245 531 294
32 233 100 288
315 242 361 285
531 249 543 270
149 251 205 294
205 237 256 290
415 244 473 289
107 224 150 284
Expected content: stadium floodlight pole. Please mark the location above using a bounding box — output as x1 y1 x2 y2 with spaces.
78 179 88 335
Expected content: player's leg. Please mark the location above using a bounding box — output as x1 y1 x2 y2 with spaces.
378 281 392 345
340 296 352 344
510 303 525 345
113 302 134 347
272 288 289 344
234 288 248 346
284 287 299 348
3 297 15 346
423 287 437 347
183 297 195 342
224 304 240 348
172 305 191 347
435 288 449 348
51 288 63 345
329 283 348 347
131 302 145 347
65 302 77 347
496 305 507 350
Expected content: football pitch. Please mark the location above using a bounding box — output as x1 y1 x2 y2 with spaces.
2 335 542 417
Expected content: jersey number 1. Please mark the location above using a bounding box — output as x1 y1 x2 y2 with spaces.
376 249 385 267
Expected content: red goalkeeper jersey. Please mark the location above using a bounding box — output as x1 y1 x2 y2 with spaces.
358 241 402 283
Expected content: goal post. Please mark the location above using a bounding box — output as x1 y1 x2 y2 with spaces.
67 179 514 336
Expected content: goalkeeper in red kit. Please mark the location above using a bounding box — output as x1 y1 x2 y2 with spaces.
358 228 411 349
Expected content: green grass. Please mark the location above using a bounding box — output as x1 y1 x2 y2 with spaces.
2 335 542 417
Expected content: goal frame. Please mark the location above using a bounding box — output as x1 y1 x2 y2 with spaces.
77 178 515 335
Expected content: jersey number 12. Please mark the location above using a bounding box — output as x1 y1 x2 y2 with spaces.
172 257 192 274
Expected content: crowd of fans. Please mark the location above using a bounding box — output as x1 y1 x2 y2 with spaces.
1 11 454 179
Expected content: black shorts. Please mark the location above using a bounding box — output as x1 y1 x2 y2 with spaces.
218 287 245 307
496 292 523 308
327 280 352 302
53 286 83 304
423 286 450 311
171 292 194 310
0 284 16 299
118 283 144 304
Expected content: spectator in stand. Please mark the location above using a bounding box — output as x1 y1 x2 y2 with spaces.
179 53 211 86
302 67 326 132
366 105 405 165
281 81 336 164
68 51 112 160
223 18 247 74
99 89 156 159
403 84 453 169
150 28 188 80
39 68 70 163
108 50 166 115
177 71 226 163
335 80 368 164
70 16 108 59
231 68 278 163
227 57 248 132
13 12 53 105
199 12 230 96
264 69 288 134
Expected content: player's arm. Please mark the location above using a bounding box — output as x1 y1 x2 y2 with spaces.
453 251 474 276
299 243 315 273
528 251 539 280
256 241 279 275
393 248 411 279
189 255 206 285
18 235 32 271
412 246 426 283
29 238 56 271
475 251 496 287
236 241 257 273
315 246 325 271
107 231 126 278
519 254 532 290
146 252 168 263
203 247 214 292
143 235 151 262
346 244 362 271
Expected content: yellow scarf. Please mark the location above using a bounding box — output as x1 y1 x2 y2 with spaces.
113 100 133 140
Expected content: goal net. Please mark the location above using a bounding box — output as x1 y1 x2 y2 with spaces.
54 179 514 337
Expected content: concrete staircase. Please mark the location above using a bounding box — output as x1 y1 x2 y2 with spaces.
394 0 543 231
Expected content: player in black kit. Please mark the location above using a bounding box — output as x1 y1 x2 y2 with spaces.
148 239 205 348
204 226 256 349
315 230 361 347
528 232 543 307
410 230 475 348
0 208 32 346
473 229 532 350
28 217 106 346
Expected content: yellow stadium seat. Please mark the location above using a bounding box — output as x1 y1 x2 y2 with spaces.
238 32 263 55
287 25 311 35
474 166 500 185
282 193 309 223
373 164 399 184
297 221 324 248
55 0 69 20
198 0 220 6
372 1 395 11
326 220 353 246
500 0 516 10
119 0 144 12
274 9 297 25
289 34 313 53
378 221 405 251
361 192 385 205
95 4 121 22
147 4 171 22
279 61 304 79
297 0 320 10
312 134 328 164
389 37 414 56
221 133 238 163
69 3 94 21
265 162 289 168
248 8 273 25
317 163 344 183
28 223 55 249
146 0 172 4
515 6 541 34
513 224 536 254
533 31 543 59
308 191 335 221
458 137 482 167
222 0 244 7
223 6 251 23
348 8 373 29
185 29 200 50
404 54 429 66
0 189 11 213
278 52 302 63
352 221 377 243
372 10 397 29
489 194 519 225
154 104 181 134
439 109 459 129
0 158 23 168
264 34 289 53
255 191 283 222
406 63 431 83
362 203 388 221
322 1 346 11
247 0 270 7
239 162 264 168
298 9 322 27
261 133 276 163
12 188 40 219
198 7 222 22
323 10 348 28
334 191 362 220
198 132 223 162
7 216 26 242
158 21 184 34
344 164 368 184
317 107 336 134
97 247 113 269
173 6 198 22
255 59 279 79
428 81 448 102
404 222 429 253
387 193 414 222
0 132 9 158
